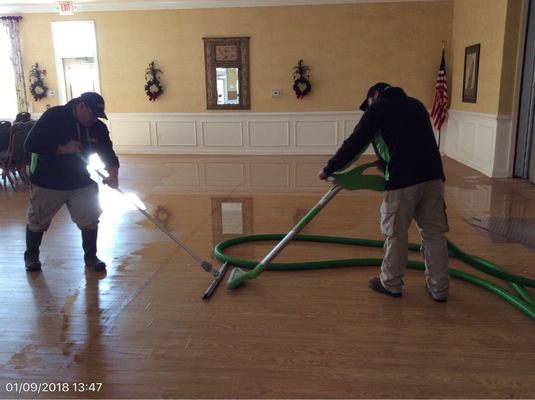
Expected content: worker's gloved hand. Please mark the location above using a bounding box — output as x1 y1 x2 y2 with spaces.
103 166 119 188
318 168 329 181
102 175 119 189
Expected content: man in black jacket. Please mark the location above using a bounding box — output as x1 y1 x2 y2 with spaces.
24 92 119 272
319 83 449 302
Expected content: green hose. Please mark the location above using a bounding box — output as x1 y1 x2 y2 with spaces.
447 241 535 287
214 162 535 320
214 234 535 320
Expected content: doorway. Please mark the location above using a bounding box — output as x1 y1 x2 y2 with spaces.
63 57 97 101
51 21 100 105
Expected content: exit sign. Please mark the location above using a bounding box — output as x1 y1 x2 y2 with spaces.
59 2 74 15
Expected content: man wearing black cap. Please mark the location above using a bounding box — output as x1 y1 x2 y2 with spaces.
318 83 449 302
24 92 120 273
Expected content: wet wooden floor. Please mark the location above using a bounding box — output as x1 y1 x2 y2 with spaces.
0 154 534 399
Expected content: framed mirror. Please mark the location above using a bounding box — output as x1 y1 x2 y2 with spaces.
203 37 250 109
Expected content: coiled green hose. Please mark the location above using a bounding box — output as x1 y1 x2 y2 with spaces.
214 162 535 321
214 234 535 320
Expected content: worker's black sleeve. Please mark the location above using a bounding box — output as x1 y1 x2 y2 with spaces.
87 121 120 169
25 107 69 155
322 110 377 176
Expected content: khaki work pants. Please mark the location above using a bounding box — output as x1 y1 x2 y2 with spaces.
379 179 449 297
26 183 102 232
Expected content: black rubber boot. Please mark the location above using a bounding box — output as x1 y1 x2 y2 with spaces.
81 228 106 271
24 226 43 272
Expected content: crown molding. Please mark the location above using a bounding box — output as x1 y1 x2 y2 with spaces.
0 0 448 14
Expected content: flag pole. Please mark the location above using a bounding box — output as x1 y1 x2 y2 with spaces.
431 41 448 153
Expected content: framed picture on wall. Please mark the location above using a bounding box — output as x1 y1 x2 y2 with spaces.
462 44 480 103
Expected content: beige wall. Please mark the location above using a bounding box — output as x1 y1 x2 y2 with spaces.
450 0 523 114
19 1 453 114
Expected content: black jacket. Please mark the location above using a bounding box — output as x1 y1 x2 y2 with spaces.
323 87 445 190
25 100 119 190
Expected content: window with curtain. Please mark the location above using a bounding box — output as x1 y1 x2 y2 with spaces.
0 25 18 120
0 16 26 120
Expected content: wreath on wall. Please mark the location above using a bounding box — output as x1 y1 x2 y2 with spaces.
29 63 48 101
144 61 164 101
292 59 311 100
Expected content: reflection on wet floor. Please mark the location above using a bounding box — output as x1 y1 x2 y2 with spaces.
466 216 535 248
221 202 244 234
113 154 535 249
123 154 339 194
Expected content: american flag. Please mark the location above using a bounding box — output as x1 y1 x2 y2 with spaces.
430 49 449 131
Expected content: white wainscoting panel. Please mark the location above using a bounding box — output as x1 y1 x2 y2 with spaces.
155 121 196 146
107 112 372 156
443 110 513 177
295 120 338 146
201 121 243 147
343 119 358 139
248 121 290 147
458 121 476 156
495 115 516 177
474 125 494 162
109 120 152 146
35 109 517 177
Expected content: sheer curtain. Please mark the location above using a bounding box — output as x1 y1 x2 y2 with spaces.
0 16 28 116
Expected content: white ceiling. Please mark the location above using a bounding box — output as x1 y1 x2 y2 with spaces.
0 0 443 14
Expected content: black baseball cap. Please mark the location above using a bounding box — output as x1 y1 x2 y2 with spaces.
359 82 391 111
79 92 107 120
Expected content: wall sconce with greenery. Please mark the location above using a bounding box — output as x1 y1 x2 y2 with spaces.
144 61 164 101
292 59 311 99
29 62 48 101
